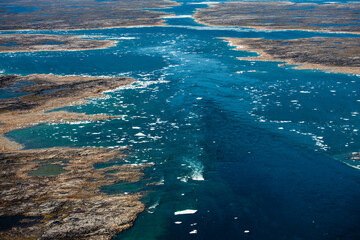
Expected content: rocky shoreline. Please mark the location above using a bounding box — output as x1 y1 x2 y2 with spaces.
0 34 118 53
193 1 360 75
194 2 360 34
0 0 179 237
0 147 149 240
0 74 134 152
221 37 360 75
0 74 148 239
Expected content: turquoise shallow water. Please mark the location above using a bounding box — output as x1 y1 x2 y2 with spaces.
1 0 360 239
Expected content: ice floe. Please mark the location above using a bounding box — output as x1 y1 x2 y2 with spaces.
135 132 146 137
174 209 198 215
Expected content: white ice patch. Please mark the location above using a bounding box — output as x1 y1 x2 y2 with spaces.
105 37 138 40
188 2 220 5
135 132 146 137
178 176 189 182
162 15 193 19
104 79 170 92
154 176 165 185
189 230 198 234
148 200 159 210
225 40 244 49
49 120 92 125
174 209 198 215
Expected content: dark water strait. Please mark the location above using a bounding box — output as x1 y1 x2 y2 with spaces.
1 0 360 239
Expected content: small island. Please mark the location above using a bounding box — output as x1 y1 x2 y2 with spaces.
0 34 118 53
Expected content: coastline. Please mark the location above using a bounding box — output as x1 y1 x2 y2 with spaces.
0 74 135 152
0 0 180 32
220 37 360 75
0 35 119 53
193 17 360 35
0 147 149 240
0 74 150 239
192 1 360 36
0 21 170 33
0 0 181 237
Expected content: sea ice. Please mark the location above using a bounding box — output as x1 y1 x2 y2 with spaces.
135 132 146 137
174 209 198 215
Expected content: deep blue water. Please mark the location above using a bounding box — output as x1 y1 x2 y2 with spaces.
1 0 360 239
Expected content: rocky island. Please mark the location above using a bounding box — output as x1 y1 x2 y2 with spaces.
0 34 118 53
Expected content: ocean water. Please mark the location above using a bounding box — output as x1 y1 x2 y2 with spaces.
1 0 360 239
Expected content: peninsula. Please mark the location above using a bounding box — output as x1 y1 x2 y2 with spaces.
194 2 360 33
221 37 360 74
